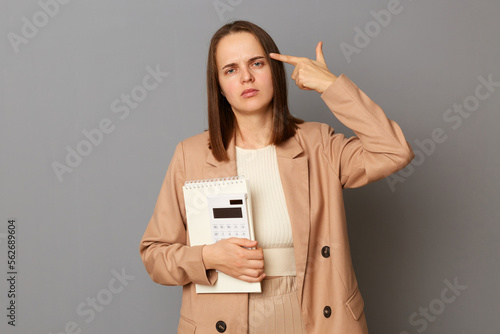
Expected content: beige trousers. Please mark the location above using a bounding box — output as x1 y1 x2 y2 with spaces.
248 276 307 334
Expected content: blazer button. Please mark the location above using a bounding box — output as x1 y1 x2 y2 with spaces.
323 305 332 318
321 246 330 258
216 320 227 333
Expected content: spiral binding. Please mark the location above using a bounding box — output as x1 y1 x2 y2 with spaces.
183 175 245 189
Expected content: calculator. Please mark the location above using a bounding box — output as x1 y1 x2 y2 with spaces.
207 193 251 243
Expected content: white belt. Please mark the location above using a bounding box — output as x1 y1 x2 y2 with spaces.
262 247 296 276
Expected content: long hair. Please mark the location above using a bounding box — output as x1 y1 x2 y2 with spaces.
207 20 303 161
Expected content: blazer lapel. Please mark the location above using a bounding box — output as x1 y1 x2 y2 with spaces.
275 135 310 305
203 136 238 179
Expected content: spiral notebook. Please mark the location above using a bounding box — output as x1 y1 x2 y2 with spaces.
182 176 261 294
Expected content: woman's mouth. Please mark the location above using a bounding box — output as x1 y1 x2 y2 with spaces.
241 89 259 98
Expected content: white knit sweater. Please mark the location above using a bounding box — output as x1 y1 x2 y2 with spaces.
236 144 296 276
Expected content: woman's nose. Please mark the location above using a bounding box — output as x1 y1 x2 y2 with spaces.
240 68 254 83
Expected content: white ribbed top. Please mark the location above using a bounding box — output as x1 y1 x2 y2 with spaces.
236 144 296 276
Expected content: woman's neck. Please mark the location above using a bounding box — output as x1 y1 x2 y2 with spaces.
234 112 273 149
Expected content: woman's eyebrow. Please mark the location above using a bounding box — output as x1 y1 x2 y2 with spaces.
221 56 266 70
221 62 237 70
248 56 265 63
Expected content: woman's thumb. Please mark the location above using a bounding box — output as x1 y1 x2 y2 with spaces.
234 238 257 247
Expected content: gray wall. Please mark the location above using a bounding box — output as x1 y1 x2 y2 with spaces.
1 0 499 333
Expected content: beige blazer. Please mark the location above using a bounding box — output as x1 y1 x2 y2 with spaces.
140 74 415 334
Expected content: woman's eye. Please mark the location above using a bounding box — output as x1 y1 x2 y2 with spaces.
253 62 263 67
226 69 235 74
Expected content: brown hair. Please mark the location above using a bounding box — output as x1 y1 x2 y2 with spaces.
207 20 303 161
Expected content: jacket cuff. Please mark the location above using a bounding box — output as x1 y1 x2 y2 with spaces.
189 245 218 286
320 73 347 100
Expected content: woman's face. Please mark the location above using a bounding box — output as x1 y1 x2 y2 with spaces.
216 32 274 118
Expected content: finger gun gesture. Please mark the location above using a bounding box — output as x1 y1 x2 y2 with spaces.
270 41 338 94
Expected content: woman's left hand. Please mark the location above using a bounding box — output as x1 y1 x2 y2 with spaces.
270 41 338 94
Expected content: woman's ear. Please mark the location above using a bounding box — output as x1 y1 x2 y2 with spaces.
220 90 225 96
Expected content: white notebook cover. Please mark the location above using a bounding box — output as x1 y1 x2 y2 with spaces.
182 176 261 293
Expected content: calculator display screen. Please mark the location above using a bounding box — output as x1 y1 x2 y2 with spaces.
212 207 243 219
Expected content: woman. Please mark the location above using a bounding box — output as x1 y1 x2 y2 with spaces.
140 20 414 334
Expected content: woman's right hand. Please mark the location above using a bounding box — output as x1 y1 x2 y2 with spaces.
202 238 266 283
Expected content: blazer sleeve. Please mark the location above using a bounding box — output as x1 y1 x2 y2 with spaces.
319 74 415 188
139 142 217 286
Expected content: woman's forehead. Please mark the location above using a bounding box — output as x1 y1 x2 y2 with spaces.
216 32 266 67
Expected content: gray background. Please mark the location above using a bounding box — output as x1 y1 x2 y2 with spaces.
1 0 499 333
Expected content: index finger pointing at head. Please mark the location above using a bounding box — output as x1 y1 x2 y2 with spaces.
269 53 300 66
